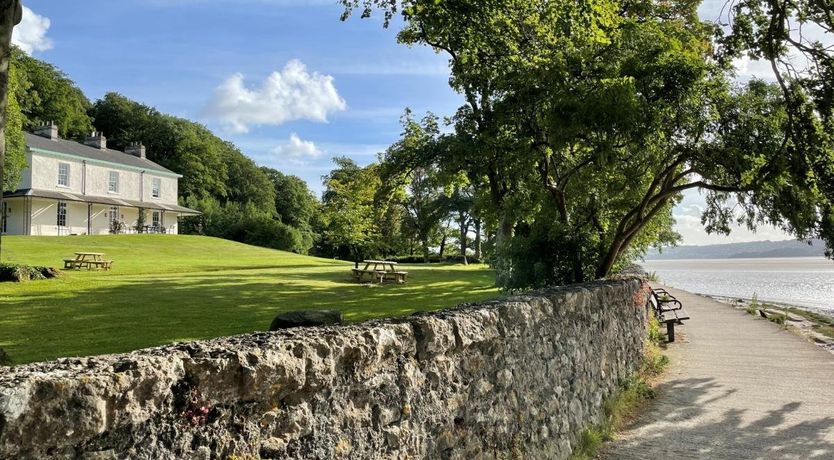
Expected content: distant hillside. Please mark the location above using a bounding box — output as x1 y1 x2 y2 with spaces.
646 239 827 260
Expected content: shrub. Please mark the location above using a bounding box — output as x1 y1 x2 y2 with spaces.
815 325 834 339
746 293 761 316
768 313 787 326
647 315 664 345
0 264 60 282
387 254 445 264
182 197 313 254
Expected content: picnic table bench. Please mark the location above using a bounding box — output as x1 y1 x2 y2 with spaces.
352 260 408 284
63 252 114 271
650 287 690 342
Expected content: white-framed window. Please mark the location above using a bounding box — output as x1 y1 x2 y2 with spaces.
57 202 67 227
57 163 70 187
152 178 161 198
108 171 120 193
152 211 161 228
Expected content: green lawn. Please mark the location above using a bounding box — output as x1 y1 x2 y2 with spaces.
0 235 498 364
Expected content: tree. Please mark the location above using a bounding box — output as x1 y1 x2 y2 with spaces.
89 92 276 210
401 166 448 262
378 111 457 262
0 0 21 262
717 0 834 249
3 48 24 191
262 167 319 250
11 47 93 140
319 157 382 265
344 0 834 289
448 184 474 263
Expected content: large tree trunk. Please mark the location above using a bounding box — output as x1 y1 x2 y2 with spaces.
494 210 515 285
0 1 21 262
438 233 447 259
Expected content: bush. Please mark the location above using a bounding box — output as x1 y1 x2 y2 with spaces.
745 292 759 315
647 315 665 345
181 197 313 254
387 254 444 264
0 264 60 282
768 313 787 326
385 254 482 264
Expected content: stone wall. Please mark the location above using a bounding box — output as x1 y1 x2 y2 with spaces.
0 279 649 459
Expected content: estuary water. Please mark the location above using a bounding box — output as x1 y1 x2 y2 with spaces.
642 257 834 314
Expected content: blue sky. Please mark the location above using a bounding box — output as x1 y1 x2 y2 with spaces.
15 0 798 245
18 0 459 189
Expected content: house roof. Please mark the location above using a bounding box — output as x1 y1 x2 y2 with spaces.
3 188 202 216
25 133 179 176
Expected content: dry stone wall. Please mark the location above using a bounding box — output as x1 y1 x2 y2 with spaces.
0 279 649 459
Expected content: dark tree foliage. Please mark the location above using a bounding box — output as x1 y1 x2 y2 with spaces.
89 92 274 211
262 167 319 250
11 47 93 140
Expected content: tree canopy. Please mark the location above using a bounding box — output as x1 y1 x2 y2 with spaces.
11 47 93 140
342 0 834 288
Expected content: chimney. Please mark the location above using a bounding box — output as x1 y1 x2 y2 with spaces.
125 142 146 159
84 131 107 150
33 122 59 140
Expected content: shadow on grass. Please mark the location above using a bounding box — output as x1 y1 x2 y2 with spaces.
0 266 499 364
602 377 834 459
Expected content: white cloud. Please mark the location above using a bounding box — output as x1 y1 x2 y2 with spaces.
273 133 323 164
12 6 53 55
203 59 346 133
732 56 777 81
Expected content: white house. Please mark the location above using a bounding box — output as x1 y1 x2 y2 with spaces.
1 123 199 236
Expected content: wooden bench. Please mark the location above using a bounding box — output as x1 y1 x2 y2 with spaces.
650 288 690 342
352 268 408 284
352 269 386 283
88 260 114 271
63 258 87 270
383 271 408 284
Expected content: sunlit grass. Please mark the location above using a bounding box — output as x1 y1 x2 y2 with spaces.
0 235 498 364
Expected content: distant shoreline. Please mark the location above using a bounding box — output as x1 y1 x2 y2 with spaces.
646 239 827 260
644 255 828 262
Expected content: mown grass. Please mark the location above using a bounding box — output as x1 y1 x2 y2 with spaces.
0 235 498 364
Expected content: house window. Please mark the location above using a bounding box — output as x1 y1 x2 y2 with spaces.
57 202 67 227
58 163 70 187
108 171 120 193
152 178 161 198
152 211 161 228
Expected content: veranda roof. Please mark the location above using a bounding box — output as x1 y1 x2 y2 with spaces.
3 188 201 216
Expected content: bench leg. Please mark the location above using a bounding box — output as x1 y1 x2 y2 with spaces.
667 321 675 342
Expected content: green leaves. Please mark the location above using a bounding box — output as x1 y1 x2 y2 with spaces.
343 0 834 287
11 47 93 141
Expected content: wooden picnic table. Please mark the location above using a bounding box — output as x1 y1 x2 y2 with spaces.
63 252 113 271
352 260 408 284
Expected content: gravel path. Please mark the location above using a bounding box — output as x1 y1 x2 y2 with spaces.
602 286 834 459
